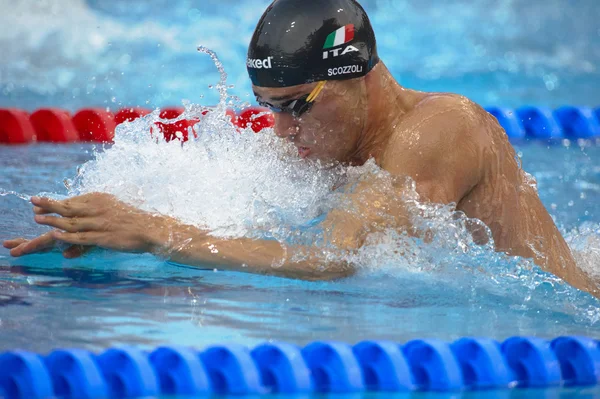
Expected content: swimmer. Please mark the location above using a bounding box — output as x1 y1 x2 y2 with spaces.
3 0 598 297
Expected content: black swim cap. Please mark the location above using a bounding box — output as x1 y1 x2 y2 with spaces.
247 0 379 88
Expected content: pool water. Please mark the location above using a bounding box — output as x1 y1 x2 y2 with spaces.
1 0 599 398
1 139 599 354
1 0 599 110
1 143 600 399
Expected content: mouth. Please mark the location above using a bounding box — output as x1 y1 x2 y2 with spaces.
297 146 311 159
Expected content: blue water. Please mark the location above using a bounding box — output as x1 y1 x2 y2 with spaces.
1 0 599 110
1 1 600 398
1 140 599 352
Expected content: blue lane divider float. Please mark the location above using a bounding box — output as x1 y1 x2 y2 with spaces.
485 107 526 140
1 336 600 398
403 339 463 391
353 340 415 391
516 106 564 140
200 344 264 395
484 106 600 141
149 346 211 396
551 336 600 386
553 106 600 139
302 341 365 393
44 349 107 399
450 337 514 390
251 342 312 394
501 336 562 388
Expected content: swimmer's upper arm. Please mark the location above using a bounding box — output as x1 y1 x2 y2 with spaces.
382 94 486 205
321 179 414 250
320 96 489 251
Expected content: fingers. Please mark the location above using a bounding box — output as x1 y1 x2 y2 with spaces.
33 206 53 215
3 238 28 249
4 236 93 259
34 215 101 233
31 196 94 218
9 231 56 257
10 243 35 257
52 231 103 246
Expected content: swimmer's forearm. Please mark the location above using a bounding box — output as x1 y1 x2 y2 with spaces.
144 216 353 280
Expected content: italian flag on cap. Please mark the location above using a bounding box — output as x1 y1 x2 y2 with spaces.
323 24 355 49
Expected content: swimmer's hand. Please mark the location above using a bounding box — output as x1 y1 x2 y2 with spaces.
3 231 91 258
4 193 156 257
5 192 354 280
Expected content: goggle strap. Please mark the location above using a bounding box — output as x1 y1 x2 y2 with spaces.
306 81 326 103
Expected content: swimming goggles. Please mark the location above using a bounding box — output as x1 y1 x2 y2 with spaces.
257 81 326 118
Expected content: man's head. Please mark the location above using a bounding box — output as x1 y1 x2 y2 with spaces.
247 0 379 162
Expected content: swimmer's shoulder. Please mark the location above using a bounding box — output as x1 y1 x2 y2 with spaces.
385 91 494 159
413 91 491 130
381 92 491 200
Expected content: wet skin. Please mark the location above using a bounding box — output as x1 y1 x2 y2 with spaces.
3 62 597 297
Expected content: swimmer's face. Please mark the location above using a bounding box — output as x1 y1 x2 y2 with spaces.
253 79 367 163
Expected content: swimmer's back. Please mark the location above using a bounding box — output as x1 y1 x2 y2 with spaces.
379 91 592 293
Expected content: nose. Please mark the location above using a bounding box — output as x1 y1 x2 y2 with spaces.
273 113 298 139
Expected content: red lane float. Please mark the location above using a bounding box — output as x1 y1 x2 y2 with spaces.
237 106 275 133
29 108 79 143
114 107 151 125
155 107 193 142
118 107 237 142
0 109 36 144
72 108 116 143
0 106 275 144
226 109 238 126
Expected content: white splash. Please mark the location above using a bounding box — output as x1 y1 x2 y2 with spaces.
567 222 600 281
67 47 345 240
0 189 31 201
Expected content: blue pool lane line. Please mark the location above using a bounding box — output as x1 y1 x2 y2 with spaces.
485 105 600 141
1 336 599 398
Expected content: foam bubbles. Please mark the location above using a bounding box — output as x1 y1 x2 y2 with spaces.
567 222 600 281
67 49 346 241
